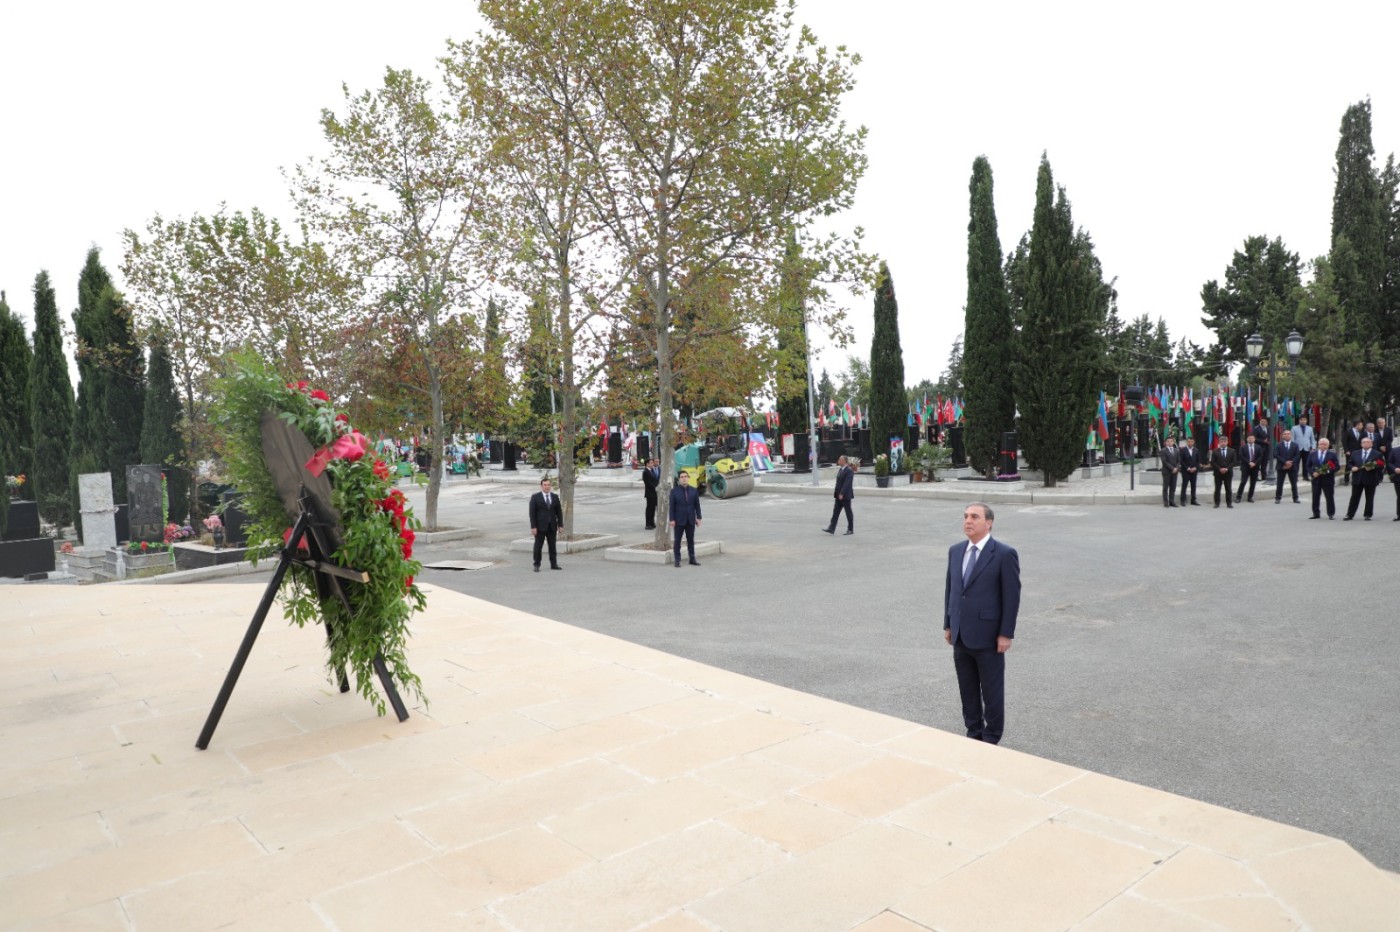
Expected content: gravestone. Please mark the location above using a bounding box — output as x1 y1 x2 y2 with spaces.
126 465 166 543
78 472 119 551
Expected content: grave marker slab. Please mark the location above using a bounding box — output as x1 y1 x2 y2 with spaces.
78 473 118 552
126 465 165 543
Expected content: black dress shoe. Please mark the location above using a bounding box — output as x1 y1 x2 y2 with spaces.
1214 503 1220 509
1309 515 1320 519
533 565 540 572
1169 503 1178 507
1275 499 1281 504
1365 517 1372 521
688 560 700 566
1329 515 1335 519
551 564 563 570
1227 503 1233 508
674 560 681 567
1344 516 1354 521
1191 501 1200 506
843 530 854 535
822 526 835 534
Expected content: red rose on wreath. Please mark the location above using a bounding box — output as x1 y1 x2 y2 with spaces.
372 459 392 480
309 389 330 402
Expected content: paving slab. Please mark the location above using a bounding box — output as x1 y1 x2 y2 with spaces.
2 583 1395 930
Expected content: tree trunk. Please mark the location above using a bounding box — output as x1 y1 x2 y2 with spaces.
558 261 577 539
426 365 443 531
182 371 199 520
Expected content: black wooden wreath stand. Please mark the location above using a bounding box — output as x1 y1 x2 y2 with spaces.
195 493 410 750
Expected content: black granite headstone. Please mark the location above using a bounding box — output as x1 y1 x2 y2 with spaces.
791 432 810 473
3 501 40 541
222 491 249 547
607 432 622 464
115 503 130 543
126 465 166 543
636 434 650 463
948 426 966 468
0 538 55 578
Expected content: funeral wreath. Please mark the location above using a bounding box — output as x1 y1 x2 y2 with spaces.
214 352 426 715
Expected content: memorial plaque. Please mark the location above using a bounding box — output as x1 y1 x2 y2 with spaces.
78 472 119 551
126 465 166 543
2 501 40 541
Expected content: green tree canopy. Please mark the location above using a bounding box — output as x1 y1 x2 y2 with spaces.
30 271 75 526
0 291 33 486
1013 155 1107 486
140 335 188 523
962 156 1015 476
868 262 907 464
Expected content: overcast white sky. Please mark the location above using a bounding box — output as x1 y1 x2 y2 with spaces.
2 1 1398 389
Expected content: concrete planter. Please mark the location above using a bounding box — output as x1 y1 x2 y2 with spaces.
605 540 723 564
109 547 175 580
508 533 619 554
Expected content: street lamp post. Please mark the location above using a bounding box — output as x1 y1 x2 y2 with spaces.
1245 330 1304 445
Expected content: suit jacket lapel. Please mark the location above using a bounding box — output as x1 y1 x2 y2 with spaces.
963 538 993 590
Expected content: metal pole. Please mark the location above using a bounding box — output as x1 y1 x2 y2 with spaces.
1268 354 1278 462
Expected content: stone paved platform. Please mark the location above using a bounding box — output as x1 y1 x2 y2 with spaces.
2 585 1396 930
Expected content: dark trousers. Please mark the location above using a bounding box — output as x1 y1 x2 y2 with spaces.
1213 471 1233 506
1257 443 1270 479
1179 471 1198 504
1311 477 1336 517
644 492 657 528
1236 464 1259 501
1347 480 1376 518
828 497 853 531
532 525 558 567
672 522 696 563
1393 481 1400 518
1161 472 1178 505
953 635 1006 744
1275 465 1299 502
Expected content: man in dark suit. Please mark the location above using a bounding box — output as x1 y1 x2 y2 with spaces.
1273 428 1301 504
1235 435 1262 503
943 502 1021 745
823 455 856 534
1178 435 1201 505
1159 436 1181 508
528 476 564 571
1251 418 1271 480
1211 441 1237 508
1342 419 1364 485
1308 438 1339 520
1376 417 1392 460
1345 435 1381 520
669 470 703 567
1387 434 1400 520
641 458 661 529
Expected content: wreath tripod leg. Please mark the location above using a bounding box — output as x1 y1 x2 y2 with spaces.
196 513 309 750
373 653 410 722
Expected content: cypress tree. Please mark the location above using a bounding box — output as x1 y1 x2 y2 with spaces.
0 292 34 489
140 336 187 523
868 262 907 468
962 156 1016 477
1014 155 1105 487
99 284 146 501
775 236 811 440
0 442 7 538
30 271 75 527
1330 100 1385 352
71 249 112 489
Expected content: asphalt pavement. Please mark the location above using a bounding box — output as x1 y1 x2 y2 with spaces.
234 468 1400 872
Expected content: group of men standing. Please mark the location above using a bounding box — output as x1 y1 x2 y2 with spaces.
1158 414 1400 520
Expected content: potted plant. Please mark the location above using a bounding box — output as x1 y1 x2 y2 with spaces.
874 454 891 488
907 443 953 482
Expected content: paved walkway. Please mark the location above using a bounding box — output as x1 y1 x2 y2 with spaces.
3 584 1395 930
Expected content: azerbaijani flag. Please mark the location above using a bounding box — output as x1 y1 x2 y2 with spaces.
1096 391 1110 441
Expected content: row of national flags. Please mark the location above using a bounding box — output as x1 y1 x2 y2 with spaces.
760 396 969 430
1093 383 1322 450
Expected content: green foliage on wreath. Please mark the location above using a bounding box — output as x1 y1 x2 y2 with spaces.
212 350 426 715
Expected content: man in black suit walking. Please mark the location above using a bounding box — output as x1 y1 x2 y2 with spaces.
823 455 856 534
641 458 661 529
943 502 1021 745
669 470 703 567
528 476 564 571
1273 428 1301 504
1211 441 1237 508
1178 435 1201 505
1345 435 1381 520
1387 434 1400 520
